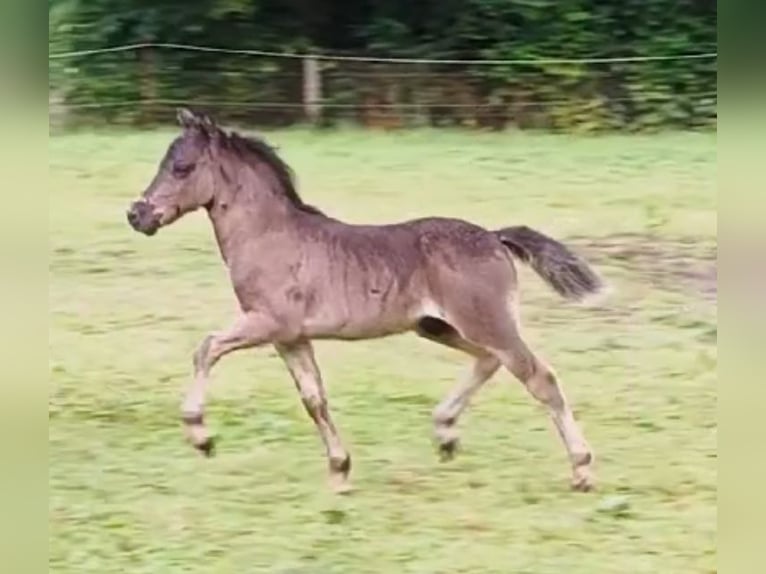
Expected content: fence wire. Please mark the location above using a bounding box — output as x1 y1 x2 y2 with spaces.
49 41 718 65
49 42 717 130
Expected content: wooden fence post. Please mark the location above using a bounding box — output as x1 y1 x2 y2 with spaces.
138 44 158 124
302 55 322 124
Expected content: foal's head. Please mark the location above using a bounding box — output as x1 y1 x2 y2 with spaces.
127 109 219 236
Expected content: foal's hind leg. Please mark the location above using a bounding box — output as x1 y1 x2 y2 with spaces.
433 355 500 460
437 296 594 491
495 334 595 492
276 340 351 494
416 318 500 459
182 311 277 455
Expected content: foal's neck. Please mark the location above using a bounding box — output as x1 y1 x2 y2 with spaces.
205 164 302 264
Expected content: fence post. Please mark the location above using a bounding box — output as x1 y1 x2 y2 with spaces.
138 44 158 124
302 55 322 124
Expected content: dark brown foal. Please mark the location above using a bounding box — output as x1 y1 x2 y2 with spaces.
127 109 604 492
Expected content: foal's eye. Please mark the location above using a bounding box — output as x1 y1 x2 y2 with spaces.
172 163 195 178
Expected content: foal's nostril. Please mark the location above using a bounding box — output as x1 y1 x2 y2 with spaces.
127 201 160 235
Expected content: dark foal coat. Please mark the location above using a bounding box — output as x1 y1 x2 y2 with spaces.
127 109 604 493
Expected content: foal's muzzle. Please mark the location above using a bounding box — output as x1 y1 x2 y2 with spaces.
126 200 161 236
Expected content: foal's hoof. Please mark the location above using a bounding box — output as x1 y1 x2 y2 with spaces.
438 438 460 461
194 436 216 458
329 473 353 495
331 479 354 495
571 467 595 492
328 455 352 494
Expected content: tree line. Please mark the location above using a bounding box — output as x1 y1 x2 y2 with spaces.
49 0 717 130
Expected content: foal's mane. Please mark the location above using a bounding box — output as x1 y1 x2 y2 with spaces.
216 127 323 215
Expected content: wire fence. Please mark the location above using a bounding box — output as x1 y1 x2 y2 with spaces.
49 41 718 65
49 42 718 131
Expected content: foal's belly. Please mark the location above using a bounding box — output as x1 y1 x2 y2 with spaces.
302 310 418 341
300 295 423 341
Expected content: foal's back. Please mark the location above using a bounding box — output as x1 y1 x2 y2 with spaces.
284 214 515 340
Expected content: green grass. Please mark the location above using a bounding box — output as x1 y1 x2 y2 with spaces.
50 129 716 573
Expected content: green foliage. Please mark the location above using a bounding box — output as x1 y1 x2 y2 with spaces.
49 0 716 130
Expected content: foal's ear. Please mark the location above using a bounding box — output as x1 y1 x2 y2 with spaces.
199 114 217 135
177 108 198 129
177 108 218 138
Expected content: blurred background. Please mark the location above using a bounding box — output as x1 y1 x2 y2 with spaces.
49 0 716 131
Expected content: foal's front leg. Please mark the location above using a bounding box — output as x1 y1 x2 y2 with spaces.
276 341 352 494
182 312 276 455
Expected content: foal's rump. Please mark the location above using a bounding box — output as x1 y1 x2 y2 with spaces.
411 220 604 347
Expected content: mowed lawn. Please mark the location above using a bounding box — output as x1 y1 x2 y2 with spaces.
49 128 716 574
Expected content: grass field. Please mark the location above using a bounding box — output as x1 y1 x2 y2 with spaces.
49 129 716 573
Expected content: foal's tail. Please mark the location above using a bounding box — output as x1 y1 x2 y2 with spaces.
495 225 605 302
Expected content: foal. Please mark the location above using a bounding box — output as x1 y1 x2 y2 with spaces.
127 109 604 493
